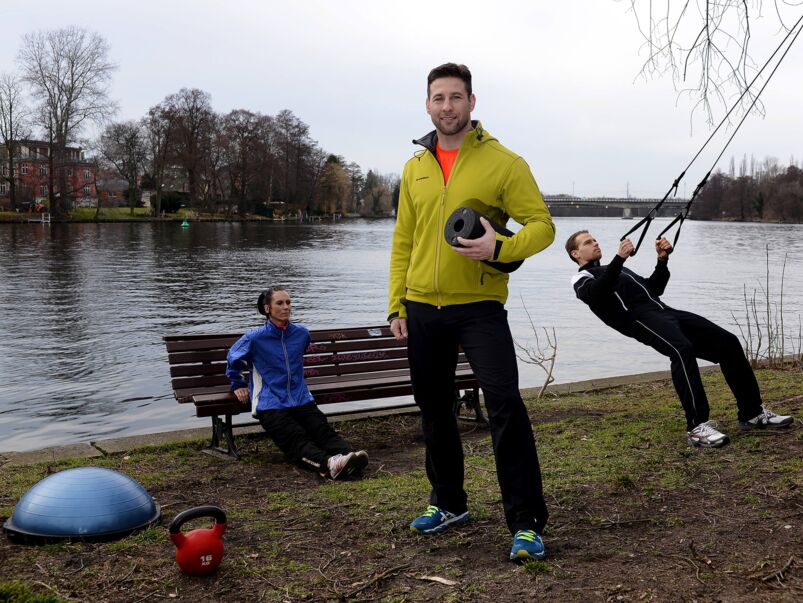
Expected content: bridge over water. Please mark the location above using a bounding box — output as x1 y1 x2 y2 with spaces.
543 195 688 218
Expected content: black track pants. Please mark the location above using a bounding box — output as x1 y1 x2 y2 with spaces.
406 300 548 534
630 308 763 430
258 403 352 472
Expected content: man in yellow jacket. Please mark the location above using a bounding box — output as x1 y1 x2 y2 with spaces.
387 62 555 561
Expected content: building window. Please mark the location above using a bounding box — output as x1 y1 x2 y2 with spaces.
40 184 48 196
0 182 7 195
83 169 90 180
1 165 7 176
21 165 28 175
83 184 91 196
67 168 73 177
40 165 47 176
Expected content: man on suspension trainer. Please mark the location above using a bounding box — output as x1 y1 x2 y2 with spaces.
565 230 793 447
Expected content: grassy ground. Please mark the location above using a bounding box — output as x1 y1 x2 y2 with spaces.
0 208 277 222
0 207 157 222
68 207 153 220
1 369 801 602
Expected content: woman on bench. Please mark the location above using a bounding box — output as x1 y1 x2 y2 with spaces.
226 287 369 479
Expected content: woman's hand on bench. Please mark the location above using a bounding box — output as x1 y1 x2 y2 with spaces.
234 387 250 403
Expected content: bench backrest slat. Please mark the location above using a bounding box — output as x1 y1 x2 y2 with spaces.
168 350 229 365
165 337 240 353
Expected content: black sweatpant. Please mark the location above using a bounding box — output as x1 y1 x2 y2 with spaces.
257 403 352 472
629 308 763 430
406 300 548 535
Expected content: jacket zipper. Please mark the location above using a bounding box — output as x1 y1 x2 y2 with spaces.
280 329 294 403
625 273 664 309
433 141 467 309
435 186 445 308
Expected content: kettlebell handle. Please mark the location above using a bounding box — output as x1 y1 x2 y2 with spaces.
169 505 227 534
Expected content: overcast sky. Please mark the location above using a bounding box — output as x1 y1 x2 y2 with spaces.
2 0 802 198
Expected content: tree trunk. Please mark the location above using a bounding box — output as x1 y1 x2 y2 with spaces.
6 155 15 211
187 168 197 206
129 183 137 215
57 142 69 216
154 184 162 218
48 129 56 215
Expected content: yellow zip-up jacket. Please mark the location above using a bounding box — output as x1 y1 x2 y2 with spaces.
387 122 555 320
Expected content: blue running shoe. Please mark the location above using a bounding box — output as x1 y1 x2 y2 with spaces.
409 505 469 534
509 529 545 560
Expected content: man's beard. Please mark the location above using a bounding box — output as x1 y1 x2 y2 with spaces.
432 115 469 137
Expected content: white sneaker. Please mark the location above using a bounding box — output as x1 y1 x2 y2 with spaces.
327 451 368 479
688 421 729 448
327 453 353 479
739 408 794 430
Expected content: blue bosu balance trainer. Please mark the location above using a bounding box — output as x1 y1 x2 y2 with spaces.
3 466 161 544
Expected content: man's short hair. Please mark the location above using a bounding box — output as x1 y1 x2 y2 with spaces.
427 63 472 97
565 230 589 264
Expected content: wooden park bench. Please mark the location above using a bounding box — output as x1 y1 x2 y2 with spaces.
164 325 484 459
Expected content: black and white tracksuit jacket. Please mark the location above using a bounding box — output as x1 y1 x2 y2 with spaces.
572 255 762 429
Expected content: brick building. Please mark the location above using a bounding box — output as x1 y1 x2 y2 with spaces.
0 140 97 210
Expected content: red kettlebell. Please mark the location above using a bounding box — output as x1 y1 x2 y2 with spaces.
169 505 227 575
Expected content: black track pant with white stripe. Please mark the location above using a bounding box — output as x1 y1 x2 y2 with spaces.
628 308 763 430
257 403 352 472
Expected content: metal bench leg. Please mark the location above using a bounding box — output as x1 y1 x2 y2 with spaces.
454 387 488 425
203 414 241 460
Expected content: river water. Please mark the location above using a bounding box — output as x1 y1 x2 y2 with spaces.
1 218 801 452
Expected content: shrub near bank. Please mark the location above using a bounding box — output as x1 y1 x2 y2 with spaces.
0 369 800 602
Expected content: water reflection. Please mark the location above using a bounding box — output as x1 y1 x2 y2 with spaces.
1 218 801 452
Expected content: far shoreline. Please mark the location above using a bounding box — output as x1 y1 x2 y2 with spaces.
2 214 801 225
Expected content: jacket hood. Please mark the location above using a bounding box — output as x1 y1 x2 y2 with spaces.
412 120 491 154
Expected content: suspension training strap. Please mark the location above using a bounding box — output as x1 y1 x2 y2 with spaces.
621 13 803 255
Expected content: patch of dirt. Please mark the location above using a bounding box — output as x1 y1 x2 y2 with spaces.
1 397 801 602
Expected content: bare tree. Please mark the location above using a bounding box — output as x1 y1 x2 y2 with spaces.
163 88 214 207
0 73 32 211
17 27 117 215
98 120 147 215
362 170 399 216
142 103 174 217
202 113 226 209
514 297 558 398
220 109 263 213
344 161 365 214
253 114 278 204
274 109 320 205
315 155 351 215
624 1 801 125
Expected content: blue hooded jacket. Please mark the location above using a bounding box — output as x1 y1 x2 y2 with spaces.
226 321 314 415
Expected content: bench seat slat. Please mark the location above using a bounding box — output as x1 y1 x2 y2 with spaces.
186 368 477 406
192 374 478 418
